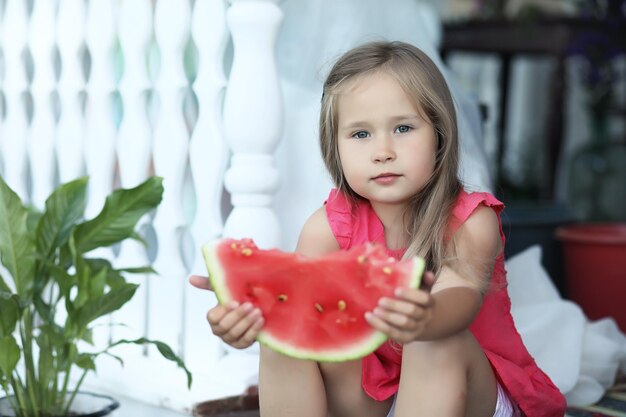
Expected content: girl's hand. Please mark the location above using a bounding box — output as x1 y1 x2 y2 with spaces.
364 271 435 344
189 274 213 291
207 301 264 349
189 275 264 349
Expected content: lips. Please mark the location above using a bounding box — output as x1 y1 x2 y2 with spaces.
372 173 401 184
373 173 400 179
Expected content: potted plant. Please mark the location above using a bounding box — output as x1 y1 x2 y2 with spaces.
0 175 192 417
556 0 626 332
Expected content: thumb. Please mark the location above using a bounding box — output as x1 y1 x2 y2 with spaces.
189 275 213 291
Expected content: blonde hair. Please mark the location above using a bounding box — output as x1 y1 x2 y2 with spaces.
320 41 462 277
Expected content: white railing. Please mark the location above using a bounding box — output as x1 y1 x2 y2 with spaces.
0 0 288 411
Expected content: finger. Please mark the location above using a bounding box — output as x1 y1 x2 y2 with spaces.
365 312 418 343
223 307 262 340
206 304 233 329
377 298 428 320
391 288 432 307
189 275 213 291
372 306 419 330
420 271 436 292
233 316 264 348
365 312 414 343
211 302 255 336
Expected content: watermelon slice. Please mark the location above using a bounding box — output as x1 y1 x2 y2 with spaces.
202 238 425 362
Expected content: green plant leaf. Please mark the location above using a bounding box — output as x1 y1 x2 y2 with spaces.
130 231 149 247
118 266 157 275
74 265 108 311
33 296 56 327
36 333 55 389
83 258 127 289
74 283 138 330
0 335 20 376
73 177 163 254
88 267 107 300
47 263 74 301
81 328 94 345
0 273 11 293
109 337 192 388
0 293 19 337
26 205 43 233
59 342 78 370
75 354 95 371
38 323 67 349
73 261 91 310
36 177 88 261
0 176 37 297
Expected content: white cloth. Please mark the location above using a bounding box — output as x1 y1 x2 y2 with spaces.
506 246 626 406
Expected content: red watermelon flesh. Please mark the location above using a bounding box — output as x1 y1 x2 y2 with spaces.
202 238 424 362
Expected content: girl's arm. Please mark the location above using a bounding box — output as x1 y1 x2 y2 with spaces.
295 206 341 256
367 205 502 343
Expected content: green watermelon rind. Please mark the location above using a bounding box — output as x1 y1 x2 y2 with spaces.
202 241 425 362
202 242 232 306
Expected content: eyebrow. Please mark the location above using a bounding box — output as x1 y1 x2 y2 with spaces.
339 114 421 131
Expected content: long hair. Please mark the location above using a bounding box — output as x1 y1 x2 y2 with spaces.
319 41 462 278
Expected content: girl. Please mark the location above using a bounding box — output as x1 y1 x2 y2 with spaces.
190 41 566 417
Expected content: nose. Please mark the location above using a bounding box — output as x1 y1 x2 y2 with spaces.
372 135 396 163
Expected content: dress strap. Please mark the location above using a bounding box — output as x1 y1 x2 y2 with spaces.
324 189 386 250
449 190 505 242
324 189 353 250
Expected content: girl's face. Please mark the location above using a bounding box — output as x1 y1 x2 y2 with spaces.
336 71 437 208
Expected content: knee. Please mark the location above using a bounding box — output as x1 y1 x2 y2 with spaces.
402 330 477 369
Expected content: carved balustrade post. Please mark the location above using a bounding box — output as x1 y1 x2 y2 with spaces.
222 0 284 249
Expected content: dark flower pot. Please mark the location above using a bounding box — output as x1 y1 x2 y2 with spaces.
0 392 119 417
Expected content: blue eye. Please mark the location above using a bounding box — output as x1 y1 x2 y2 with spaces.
395 125 412 134
352 131 370 139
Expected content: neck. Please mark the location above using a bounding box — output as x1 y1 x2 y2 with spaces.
370 201 409 250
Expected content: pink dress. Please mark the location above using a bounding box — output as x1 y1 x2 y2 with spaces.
324 189 566 417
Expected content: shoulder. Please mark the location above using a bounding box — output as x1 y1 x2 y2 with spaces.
296 206 341 257
453 204 502 263
453 190 503 216
449 190 503 234
436 202 502 293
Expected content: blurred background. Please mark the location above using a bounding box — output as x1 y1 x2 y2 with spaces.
434 0 626 297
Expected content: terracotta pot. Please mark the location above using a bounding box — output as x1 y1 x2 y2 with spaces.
556 223 626 331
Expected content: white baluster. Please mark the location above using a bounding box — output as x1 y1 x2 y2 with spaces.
1 0 30 200
83 0 118 350
113 0 153 343
28 0 58 208
56 0 87 183
184 0 229 377
149 0 191 355
84 0 117 218
222 0 284 250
